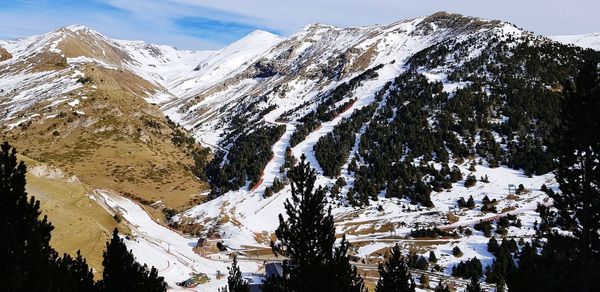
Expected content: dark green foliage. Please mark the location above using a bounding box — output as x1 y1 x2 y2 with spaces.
464 174 477 188
452 246 463 257
165 118 211 180
509 59 600 292
52 251 97 292
0 142 57 291
474 221 493 237
289 113 321 147
0 142 99 292
0 142 166 291
330 177 346 198
206 125 286 197
466 275 482 292
355 74 445 207
485 239 516 285
450 166 463 182
428 251 437 263
266 155 364 292
551 59 600 291
410 227 449 238
407 32 600 177
416 256 429 271
407 252 429 270
98 229 166 292
290 65 383 147
480 175 489 183
434 282 450 292
221 256 249 292
457 197 467 208
457 195 476 209
264 177 286 197
451 257 483 280
375 245 415 292
480 195 498 213
314 103 377 177
487 237 500 254
467 195 475 208
330 235 365 292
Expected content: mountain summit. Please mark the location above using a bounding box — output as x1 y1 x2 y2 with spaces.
1 12 599 290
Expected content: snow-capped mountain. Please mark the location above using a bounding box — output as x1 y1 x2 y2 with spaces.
161 12 525 143
1 12 599 290
550 32 600 51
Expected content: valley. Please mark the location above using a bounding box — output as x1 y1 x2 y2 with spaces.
1 11 599 291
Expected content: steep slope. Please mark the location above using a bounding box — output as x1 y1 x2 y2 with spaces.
550 32 600 51
167 13 600 287
160 30 283 127
2 13 600 290
0 26 212 211
21 154 129 277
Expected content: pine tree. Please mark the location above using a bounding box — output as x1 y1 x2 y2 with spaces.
487 237 500 254
221 256 249 292
434 281 450 292
267 154 363 292
331 235 365 292
509 60 600 292
0 142 100 291
452 246 463 257
428 251 437 263
550 59 600 292
0 142 57 291
99 229 166 292
419 274 429 288
415 256 429 270
466 275 482 292
466 195 475 208
375 245 415 292
52 251 97 292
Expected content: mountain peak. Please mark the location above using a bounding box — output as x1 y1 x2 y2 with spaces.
303 23 337 31
55 25 105 38
61 24 91 32
237 30 282 45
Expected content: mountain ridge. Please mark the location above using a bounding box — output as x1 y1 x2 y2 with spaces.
1 12 599 290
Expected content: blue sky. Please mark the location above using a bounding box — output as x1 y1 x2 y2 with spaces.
0 0 599 50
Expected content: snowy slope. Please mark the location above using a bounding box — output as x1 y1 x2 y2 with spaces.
166 30 282 99
550 32 600 51
159 12 525 147
93 190 259 291
0 13 591 290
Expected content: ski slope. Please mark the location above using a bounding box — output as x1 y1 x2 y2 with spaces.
93 190 259 291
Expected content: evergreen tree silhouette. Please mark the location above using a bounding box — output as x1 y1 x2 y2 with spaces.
265 154 363 292
375 244 415 292
0 141 58 291
0 141 98 291
221 256 249 292
99 229 166 292
466 275 482 292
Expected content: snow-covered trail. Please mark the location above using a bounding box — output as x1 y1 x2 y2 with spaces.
93 190 259 291
291 64 402 176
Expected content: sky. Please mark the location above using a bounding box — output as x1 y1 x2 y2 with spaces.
0 0 599 50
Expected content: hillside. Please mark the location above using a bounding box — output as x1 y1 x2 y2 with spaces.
2 12 599 290
551 32 600 51
0 26 211 212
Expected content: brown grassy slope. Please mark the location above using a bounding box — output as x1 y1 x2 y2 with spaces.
0 46 12 62
6 64 209 211
19 155 129 278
